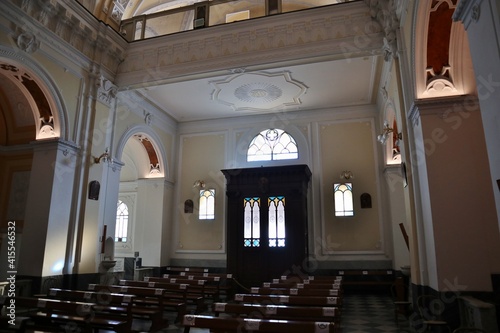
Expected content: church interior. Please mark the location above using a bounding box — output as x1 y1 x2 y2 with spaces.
1 0 500 332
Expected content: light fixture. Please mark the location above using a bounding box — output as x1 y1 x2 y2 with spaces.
193 180 205 188
93 148 110 164
377 120 402 145
340 170 354 180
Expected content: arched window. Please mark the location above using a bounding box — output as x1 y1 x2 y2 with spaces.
116 200 129 242
247 128 298 162
199 189 215 220
334 183 354 217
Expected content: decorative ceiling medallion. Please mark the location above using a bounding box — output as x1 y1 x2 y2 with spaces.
234 83 282 103
210 71 307 111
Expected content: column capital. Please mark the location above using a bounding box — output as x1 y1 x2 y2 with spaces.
453 0 482 28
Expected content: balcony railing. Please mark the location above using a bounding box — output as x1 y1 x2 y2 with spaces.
119 0 357 42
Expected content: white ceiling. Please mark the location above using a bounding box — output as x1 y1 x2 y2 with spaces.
134 55 382 122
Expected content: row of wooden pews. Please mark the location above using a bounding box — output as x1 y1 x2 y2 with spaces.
181 271 344 333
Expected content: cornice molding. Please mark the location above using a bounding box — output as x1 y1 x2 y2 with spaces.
408 95 479 126
116 1 385 89
2 0 127 77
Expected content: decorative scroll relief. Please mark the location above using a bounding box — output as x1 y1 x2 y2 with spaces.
39 116 56 138
97 76 118 106
14 30 40 54
424 65 457 96
364 0 400 60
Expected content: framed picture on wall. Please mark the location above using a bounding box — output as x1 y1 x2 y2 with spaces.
401 162 408 188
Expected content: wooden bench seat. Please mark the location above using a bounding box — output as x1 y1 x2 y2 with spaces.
1 296 130 333
165 266 209 274
182 314 337 333
118 279 205 313
250 287 342 297
262 281 342 290
335 270 395 291
213 302 340 324
233 294 341 307
46 288 168 332
88 284 186 323
173 272 235 299
147 276 221 301
275 275 343 284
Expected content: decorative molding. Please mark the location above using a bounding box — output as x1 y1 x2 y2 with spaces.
452 0 482 28
364 0 400 60
409 95 480 125
3 0 127 76
116 2 385 89
210 71 307 112
96 75 118 106
471 4 481 22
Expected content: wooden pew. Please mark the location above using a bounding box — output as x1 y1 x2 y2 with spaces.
233 294 341 307
173 272 235 300
182 314 337 333
118 279 205 313
335 270 395 291
212 302 340 325
262 281 342 290
1 296 130 332
46 288 168 332
165 266 209 274
147 275 221 301
88 283 186 323
249 287 342 297
272 275 343 285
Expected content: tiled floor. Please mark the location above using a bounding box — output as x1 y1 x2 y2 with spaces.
341 293 412 333
147 292 413 333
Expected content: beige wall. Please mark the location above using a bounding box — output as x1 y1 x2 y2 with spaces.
176 133 226 252
319 120 382 252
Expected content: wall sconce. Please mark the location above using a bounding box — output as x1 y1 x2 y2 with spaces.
93 148 110 164
193 180 205 188
377 120 402 145
340 170 354 180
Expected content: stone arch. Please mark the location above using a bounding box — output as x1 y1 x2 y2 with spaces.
0 47 69 141
115 124 168 179
413 0 476 98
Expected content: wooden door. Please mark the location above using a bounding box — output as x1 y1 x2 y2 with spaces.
222 165 311 289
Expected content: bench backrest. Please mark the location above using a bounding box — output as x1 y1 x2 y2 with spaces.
233 294 341 306
182 314 336 333
250 287 341 297
213 302 339 322
48 288 135 305
263 282 342 289
5 296 94 316
88 284 166 302
165 266 209 273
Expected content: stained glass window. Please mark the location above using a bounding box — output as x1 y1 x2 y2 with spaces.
116 200 129 242
334 183 354 216
247 128 298 162
268 196 286 247
199 189 215 220
244 197 260 247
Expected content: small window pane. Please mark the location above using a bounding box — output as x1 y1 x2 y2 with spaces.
268 196 286 247
199 189 215 220
334 183 354 217
116 200 129 242
244 197 260 247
